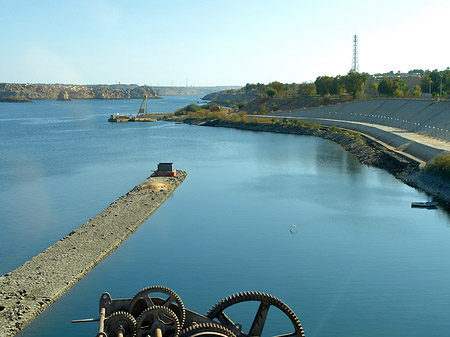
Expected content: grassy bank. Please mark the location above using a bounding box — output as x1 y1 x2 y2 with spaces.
166 104 364 144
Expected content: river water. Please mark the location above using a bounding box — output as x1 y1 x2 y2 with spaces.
1 96 450 337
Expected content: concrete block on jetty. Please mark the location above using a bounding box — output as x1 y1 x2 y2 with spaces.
0 169 187 337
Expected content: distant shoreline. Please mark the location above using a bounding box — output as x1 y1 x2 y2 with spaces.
0 83 239 101
0 96 33 103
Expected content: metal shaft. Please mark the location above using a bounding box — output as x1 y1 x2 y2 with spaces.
156 327 163 337
98 307 106 334
117 326 125 337
72 317 100 323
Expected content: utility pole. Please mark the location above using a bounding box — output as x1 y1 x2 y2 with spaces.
351 34 359 72
440 75 443 97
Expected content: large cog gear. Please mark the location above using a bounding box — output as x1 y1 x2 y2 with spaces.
129 286 186 328
104 311 137 337
136 306 180 337
180 322 237 337
206 291 305 337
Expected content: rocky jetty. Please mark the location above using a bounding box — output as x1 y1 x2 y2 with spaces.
0 170 186 336
0 83 161 100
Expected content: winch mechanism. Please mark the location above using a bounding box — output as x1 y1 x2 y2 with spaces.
73 285 305 337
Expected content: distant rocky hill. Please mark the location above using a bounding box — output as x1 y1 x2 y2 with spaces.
0 83 161 100
153 86 241 96
203 89 352 113
202 90 259 104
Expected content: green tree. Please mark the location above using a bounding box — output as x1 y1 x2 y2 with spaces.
298 82 316 97
259 104 266 114
270 103 278 111
377 78 408 96
393 89 403 97
186 104 201 112
392 79 409 96
369 82 378 95
265 87 277 98
244 83 258 93
330 76 345 95
343 71 370 98
421 70 442 95
378 79 394 95
270 81 285 97
315 76 334 96
238 101 247 109
442 69 450 95
413 85 421 97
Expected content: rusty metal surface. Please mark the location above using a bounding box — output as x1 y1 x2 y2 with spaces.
73 286 305 337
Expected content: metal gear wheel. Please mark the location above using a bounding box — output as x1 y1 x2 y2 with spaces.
179 322 237 337
129 285 186 328
206 291 305 337
104 311 137 337
136 306 180 337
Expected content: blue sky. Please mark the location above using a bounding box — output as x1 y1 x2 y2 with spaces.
1 0 449 86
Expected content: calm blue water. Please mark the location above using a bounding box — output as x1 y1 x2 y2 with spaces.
1 97 450 337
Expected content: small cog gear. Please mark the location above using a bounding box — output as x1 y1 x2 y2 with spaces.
179 322 237 337
104 311 137 337
136 306 180 337
206 291 305 337
129 285 186 328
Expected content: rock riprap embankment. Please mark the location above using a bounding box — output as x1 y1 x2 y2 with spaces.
0 171 186 337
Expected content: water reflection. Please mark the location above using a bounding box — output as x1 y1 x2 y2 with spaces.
314 142 363 176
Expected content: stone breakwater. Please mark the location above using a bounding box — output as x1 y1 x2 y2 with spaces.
0 171 186 337
186 118 450 204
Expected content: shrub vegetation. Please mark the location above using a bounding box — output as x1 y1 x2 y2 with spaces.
425 154 450 179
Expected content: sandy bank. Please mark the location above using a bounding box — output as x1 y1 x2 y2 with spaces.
0 171 186 337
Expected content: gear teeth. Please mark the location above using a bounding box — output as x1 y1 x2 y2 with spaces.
136 306 180 337
180 322 236 337
128 285 185 328
206 291 304 337
105 311 137 337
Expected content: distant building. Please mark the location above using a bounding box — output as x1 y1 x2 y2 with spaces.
152 163 177 177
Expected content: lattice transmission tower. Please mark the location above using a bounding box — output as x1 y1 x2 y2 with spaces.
351 34 359 72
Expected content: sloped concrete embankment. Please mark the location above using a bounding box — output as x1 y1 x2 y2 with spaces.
277 99 450 141
0 171 186 337
282 117 447 164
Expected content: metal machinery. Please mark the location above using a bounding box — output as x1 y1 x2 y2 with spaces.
108 95 155 122
73 285 306 337
136 95 148 118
